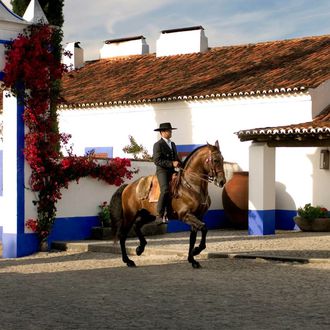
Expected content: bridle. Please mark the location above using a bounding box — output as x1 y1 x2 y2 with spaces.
180 149 225 185
205 150 223 182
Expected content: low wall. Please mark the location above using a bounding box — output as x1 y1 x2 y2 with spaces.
0 148 3 238
48 160 238 242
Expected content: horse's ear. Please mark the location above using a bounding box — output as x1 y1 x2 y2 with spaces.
215 140 220 150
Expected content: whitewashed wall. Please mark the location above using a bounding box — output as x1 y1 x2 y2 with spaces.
0 130 3 226
58 93 330 211
54 161 238 218
58 94 311 163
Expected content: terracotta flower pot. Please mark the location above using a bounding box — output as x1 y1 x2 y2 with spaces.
222 171 249 229
293 216 330 232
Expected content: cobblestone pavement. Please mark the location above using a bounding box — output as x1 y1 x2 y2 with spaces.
0 230 330 329
58 229 330 261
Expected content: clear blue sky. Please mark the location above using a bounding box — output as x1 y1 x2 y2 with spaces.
3 0 330 60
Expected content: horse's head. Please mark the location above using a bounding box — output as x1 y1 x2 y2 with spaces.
206 140 226 188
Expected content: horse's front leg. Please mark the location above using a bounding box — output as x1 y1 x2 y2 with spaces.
193 225 208 256
183 213 206 268
188 229 201 268
134 222 147 256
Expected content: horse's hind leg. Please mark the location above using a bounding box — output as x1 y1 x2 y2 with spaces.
188 229 201 269
119 225 136 267
193 225 208 256
134 210 154 256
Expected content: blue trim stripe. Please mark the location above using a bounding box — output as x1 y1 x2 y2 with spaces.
2 233 18 257
17 100 25 236
0 3 24 21
167 209 227 233
0 150 3 196
0 39 12 45
176 144 203 152
176 144 203 160
248 210 275 235
2 95 26 257
48 216 100 242
3 216 101 257
275 210 297 230
2 232 39 258
41 211 226 240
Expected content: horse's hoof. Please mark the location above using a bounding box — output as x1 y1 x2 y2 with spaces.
126 260 136 267
193 245 206 256
192 261 201 269
192 247 201 256
136 245 145 256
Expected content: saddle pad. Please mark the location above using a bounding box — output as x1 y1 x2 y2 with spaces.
148 176 160 203
136 175 154 200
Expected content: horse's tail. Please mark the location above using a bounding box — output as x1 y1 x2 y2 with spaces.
109 184 128 241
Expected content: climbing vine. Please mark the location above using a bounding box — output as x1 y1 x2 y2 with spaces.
3 24 134 242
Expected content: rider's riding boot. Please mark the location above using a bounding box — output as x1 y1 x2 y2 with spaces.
154 211 168 225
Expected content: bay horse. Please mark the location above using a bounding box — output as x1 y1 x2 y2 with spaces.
109 141 226 268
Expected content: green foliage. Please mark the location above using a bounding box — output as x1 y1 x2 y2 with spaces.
98 201 111 227
11 0 64 26
297 203 328 220
11 0 65 151
123 135 152 160
10 0 29 16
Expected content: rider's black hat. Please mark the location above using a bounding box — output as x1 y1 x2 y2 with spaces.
154 122 177 131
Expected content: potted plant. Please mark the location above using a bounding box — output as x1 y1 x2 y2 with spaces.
91 201 113 239
98 201 111 227
294 203 330 232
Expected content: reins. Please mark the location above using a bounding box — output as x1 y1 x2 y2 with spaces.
179 149 221 184
179 167 213 184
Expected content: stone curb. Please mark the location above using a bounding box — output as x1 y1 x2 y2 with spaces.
52 241 330 264
206 252 330 264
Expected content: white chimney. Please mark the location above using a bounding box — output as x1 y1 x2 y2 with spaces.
156 26 208 57
62 42 84 71
100 36 149 59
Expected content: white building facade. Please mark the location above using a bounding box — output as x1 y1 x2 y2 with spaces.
0 6 330 256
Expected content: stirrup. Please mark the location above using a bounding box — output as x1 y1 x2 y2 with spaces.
154 214 168 225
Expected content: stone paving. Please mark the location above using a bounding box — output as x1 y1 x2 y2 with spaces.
0 229 329 329
55 229 330 262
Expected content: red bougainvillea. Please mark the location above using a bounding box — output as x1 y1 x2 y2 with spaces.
4 24 135 241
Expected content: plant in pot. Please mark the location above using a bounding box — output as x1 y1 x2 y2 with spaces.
98 201 111 227
294 203 330 232
92 201 113 239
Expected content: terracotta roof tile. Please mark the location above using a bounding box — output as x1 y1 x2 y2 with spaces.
236 105 330 144
60 34 330 107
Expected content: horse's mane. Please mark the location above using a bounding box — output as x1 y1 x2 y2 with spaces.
182 144 208 168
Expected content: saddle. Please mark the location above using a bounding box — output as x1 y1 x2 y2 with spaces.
136 173 181 203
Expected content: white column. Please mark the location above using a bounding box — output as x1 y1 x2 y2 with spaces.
248 142 276 235
2 91 38 257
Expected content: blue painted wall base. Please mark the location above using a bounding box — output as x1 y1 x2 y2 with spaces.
48 216 100 242
2 232 39 258
167 210 227 233
248 210 275 235
0 209 300 257
275 210 297 230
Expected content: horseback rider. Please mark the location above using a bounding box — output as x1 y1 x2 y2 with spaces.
153 122 182 224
